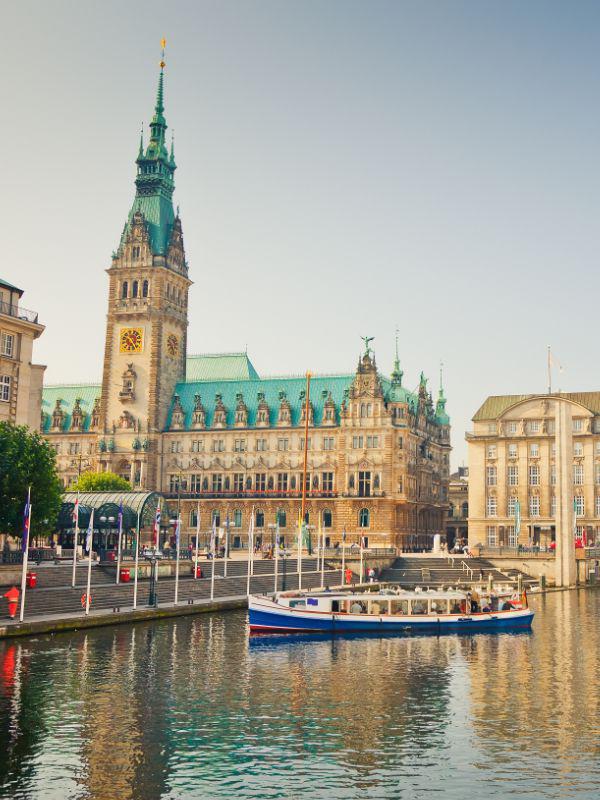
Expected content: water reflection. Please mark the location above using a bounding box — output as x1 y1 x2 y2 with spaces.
0 592 598 799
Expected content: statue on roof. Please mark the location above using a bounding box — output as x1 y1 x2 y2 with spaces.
361 336 374 357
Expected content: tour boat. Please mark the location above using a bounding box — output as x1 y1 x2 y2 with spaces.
248 588 534 635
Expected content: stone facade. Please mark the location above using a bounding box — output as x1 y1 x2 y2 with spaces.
41 60 451 549
0 278 45 429
446 466 468 549
467 392 600 553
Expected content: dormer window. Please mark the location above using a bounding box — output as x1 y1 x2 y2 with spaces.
132 245 140 259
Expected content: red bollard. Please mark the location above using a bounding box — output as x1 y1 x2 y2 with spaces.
195 566 203 578
4 587 20 619
26 572 37 589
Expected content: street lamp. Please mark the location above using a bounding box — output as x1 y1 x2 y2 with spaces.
145 549 160 607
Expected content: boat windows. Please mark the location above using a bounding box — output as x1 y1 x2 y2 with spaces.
450 601 462 614
289 600 306 608
429 600 450 615
390 600 409 616
410 600 427 615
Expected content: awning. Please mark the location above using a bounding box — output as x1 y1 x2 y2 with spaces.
57 491 176 531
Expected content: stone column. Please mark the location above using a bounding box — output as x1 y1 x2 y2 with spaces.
554 399 577 587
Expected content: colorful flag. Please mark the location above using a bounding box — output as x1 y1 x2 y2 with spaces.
342 528 347 543
153 503 161 547
174 516 181 547
360 535 367 549
85 510 94 554
117 500 124 530
514 499 521 536
72 495 79 526
22 489 31 553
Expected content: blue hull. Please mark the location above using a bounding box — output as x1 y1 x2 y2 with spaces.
249 607 534 635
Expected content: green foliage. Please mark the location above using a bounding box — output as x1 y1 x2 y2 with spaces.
0 422 62 538
70 471 131 493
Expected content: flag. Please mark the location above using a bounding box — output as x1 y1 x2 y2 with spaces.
548 349 564 373
72 495 79 526
85 510 94 554
211 517 217 553
573 497 578 539
117 500 124 530
360 535 367 549
521 588 528 608
248 510 255 550
514 499 521 536
153 504 161 547
342 528 347 543
174 516 181 547
22 489 31 553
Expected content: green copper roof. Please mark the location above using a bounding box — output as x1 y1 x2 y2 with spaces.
473 392 600 421
185 353 260 382
0 277 23 295
41 384 101 432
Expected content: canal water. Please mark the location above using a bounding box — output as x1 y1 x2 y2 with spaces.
0 591 598 799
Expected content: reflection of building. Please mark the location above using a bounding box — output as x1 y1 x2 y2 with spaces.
0 278 45 428
40 55 451 549
446 466 468 549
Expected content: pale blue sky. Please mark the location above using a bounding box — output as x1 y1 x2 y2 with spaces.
3 0 600 465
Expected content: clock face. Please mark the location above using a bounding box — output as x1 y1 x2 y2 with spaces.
166 333 179 357
119 327 144 353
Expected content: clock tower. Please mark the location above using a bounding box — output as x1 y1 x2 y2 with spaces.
99 49 191 488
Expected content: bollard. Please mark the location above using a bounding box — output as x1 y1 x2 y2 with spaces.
540 573 546 591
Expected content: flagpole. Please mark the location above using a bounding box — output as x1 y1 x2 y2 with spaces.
320 520 325 587
19 488 31 623
174 515 181 604
133 509 140 610
274 522 279 594
298 519 303 591
341 528 346 585
246 509 254 596
250 505 255 577
71 491 79 588
85 510 94 616
210 519 216 602
194 501 200 579
115 498 123 584
224 513 229 578
359 536 364 584
547 344 551 394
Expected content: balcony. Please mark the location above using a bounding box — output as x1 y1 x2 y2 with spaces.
164 489 338 500
0 300 39 324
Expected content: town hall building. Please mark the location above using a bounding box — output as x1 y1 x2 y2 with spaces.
41 57 451 550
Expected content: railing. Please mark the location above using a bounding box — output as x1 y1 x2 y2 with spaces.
0 300 39 324
164 490 338 500
461 560 473 579
476 546 555 559
0 548 55 565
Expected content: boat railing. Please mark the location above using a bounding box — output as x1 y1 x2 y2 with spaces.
461 560 474 580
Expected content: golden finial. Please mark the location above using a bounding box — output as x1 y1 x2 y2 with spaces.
160 37 166 69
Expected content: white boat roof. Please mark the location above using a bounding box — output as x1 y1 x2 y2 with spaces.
276 589 468 601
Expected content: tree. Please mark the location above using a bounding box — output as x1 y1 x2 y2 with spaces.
70 471 131 493
0 422 62 540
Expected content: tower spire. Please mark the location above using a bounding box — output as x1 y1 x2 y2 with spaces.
391 326 403 385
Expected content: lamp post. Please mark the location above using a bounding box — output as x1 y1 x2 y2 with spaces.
145 550 159 608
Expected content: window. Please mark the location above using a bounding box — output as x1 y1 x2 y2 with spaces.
121 281 128 298
367 435 379 449
529 443 539 457
0 375 10 402
234 439 246 452
322 472 334 492
528 465 540 486
551 494 556 517
212 509 221 527
323 509 332 528
189 509 198 527
508 421 517 434
234 509 242 528
277 473 288 493
507 465 519 486
486 525 497 546
507 525 517 547
486 496 497 517
596 465 600 486
574 495 584 516
573 419 583 432
277 438 289 452
212 474 223 492
550 465 556 486
132 280 139 298
276 509 286 527
299 437 312 451
255 510 265 528
212 439 225 452
255 473 266 492
170 440 182 453
169 474 179 492
256 439 267 451
529 495 540 517
132 245 140 259
359 508 370 528
190 474 201 492
68 442 80 455
487 445 497 459
191 440 204 453
595 495 600 518
142 280 149 298
547 420 555 434
0 332 14 357
323 436 335 451
574 442 583 457
508 496 517 516
486 466 497 486
358 471 371 497
573 464 584 485
595 441 600 454
528 420 540 434
508 443 517 458
352 435 364 449
233 474 244 493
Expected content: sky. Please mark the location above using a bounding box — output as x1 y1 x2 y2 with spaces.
3 0 600 467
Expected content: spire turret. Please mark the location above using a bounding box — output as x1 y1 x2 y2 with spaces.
391 327 403 386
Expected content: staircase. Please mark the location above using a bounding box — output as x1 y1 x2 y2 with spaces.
380 556 536 589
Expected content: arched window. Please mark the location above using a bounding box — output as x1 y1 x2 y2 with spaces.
448 503 455 518
212 509 221 527
132 280 139 298
349 474 355 490
373 474 380 490
166 284 171 298
142 280 149 297
233 509 242 528
202 477 209 491
255 510 265 528
224 476 230 491
323 509 332 528
189 509 198 527
267 476 274 490
276 509 286 528
461 502 469 518
359 508 370 528
290 475 296 490
122 281 128 299
246 476 252 490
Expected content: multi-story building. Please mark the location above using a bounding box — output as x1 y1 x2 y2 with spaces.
467 392 600 550
0 278 45 428
446 466 468 549
41 57 451 549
